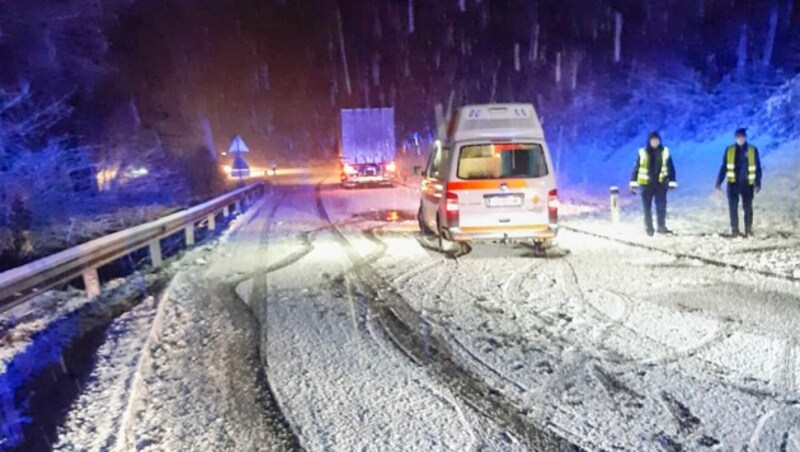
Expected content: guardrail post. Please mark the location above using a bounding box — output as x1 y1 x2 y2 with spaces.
234 199 241 213
149 240 163 268
185 223 196 246
610 186 620 225
223 205 230 217
82 268 101 298
207 213 216 231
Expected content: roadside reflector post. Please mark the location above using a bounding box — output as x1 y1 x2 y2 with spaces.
207 213 216 231
610 186 620 225
185 223 196 246
223 204 230 217
234 199 241 213
149 240 163 268
82 268 101 298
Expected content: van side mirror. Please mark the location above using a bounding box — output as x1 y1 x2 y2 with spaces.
413 166 423 176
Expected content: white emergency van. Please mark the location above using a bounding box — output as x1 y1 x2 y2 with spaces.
417 104 558 251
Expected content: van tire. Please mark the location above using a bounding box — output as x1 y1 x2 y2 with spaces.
437 216 446 251
418 205 433 236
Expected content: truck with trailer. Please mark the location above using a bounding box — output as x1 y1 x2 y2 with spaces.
339 108 397 188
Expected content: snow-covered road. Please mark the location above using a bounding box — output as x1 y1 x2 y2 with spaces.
313 180 799 450
241 182 532 451
46 174 800 451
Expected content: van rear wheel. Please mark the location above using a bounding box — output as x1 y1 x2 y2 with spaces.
418 205 433 236
436 216 458 253
436 216 445 251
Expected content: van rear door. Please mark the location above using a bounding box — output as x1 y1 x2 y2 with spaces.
449 143 552 232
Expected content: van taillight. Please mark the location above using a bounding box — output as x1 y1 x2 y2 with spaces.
548 189 559 224
445 192 459 212
445 192 460 225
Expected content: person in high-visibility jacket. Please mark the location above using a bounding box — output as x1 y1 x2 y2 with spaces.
715 128 762 237
630 132 678 236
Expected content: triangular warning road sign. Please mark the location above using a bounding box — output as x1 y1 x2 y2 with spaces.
229 135 250 153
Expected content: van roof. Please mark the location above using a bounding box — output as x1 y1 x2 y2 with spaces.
450 104 544 143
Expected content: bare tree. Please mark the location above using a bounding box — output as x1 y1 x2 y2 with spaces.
762 5 779 70
614 12 623 63
0 84 79 260
737 24 748 78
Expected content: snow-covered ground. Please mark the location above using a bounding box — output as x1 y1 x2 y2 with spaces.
243 183 528 450
557 75 800 284
564 137 800 281
315 182 800 449
0 274 158 376
364 230 800 449
52 194 297 451
5 170 799 450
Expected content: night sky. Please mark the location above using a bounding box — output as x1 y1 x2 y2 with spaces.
1 0 799 174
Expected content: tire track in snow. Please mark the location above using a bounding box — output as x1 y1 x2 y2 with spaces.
103 191 277 450
562 254 798 407
388 259 439 286
341 270 481 449
313 194 490 450
501 260 545 302
403 253 563 400
562 225 800 283
314 182 578 451
784 340 797 400
562 258 735 369
593 289 632 353
407 252 575 402
561 254 800 448
389 247 534 396
114 187 301 451
558 258 723 449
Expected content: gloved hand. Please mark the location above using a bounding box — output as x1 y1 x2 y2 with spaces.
630 186 637 195
755 185 761 194
714 184 722 192
668 181 678 190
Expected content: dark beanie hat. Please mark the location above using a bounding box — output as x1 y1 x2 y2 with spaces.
735 128 747 137
648 131 661 140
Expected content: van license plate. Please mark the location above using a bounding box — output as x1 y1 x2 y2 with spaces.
485 194 524 207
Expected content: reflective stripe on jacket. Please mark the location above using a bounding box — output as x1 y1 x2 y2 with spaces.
634 147 671 186
726 145 756 185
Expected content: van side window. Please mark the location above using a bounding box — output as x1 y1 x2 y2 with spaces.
424 151 436 178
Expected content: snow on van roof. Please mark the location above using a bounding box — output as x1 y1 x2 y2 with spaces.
451 104 545 143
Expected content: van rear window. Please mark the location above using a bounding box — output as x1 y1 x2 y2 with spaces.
457 143 548 180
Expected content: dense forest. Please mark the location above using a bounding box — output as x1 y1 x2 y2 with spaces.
0 0 798 264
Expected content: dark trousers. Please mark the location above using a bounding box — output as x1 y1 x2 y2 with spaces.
727 184 754 233
641 184 667 233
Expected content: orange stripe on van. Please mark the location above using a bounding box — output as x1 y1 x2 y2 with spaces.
447 180 528 191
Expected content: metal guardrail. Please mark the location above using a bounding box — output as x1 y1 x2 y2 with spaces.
0 183 265 313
